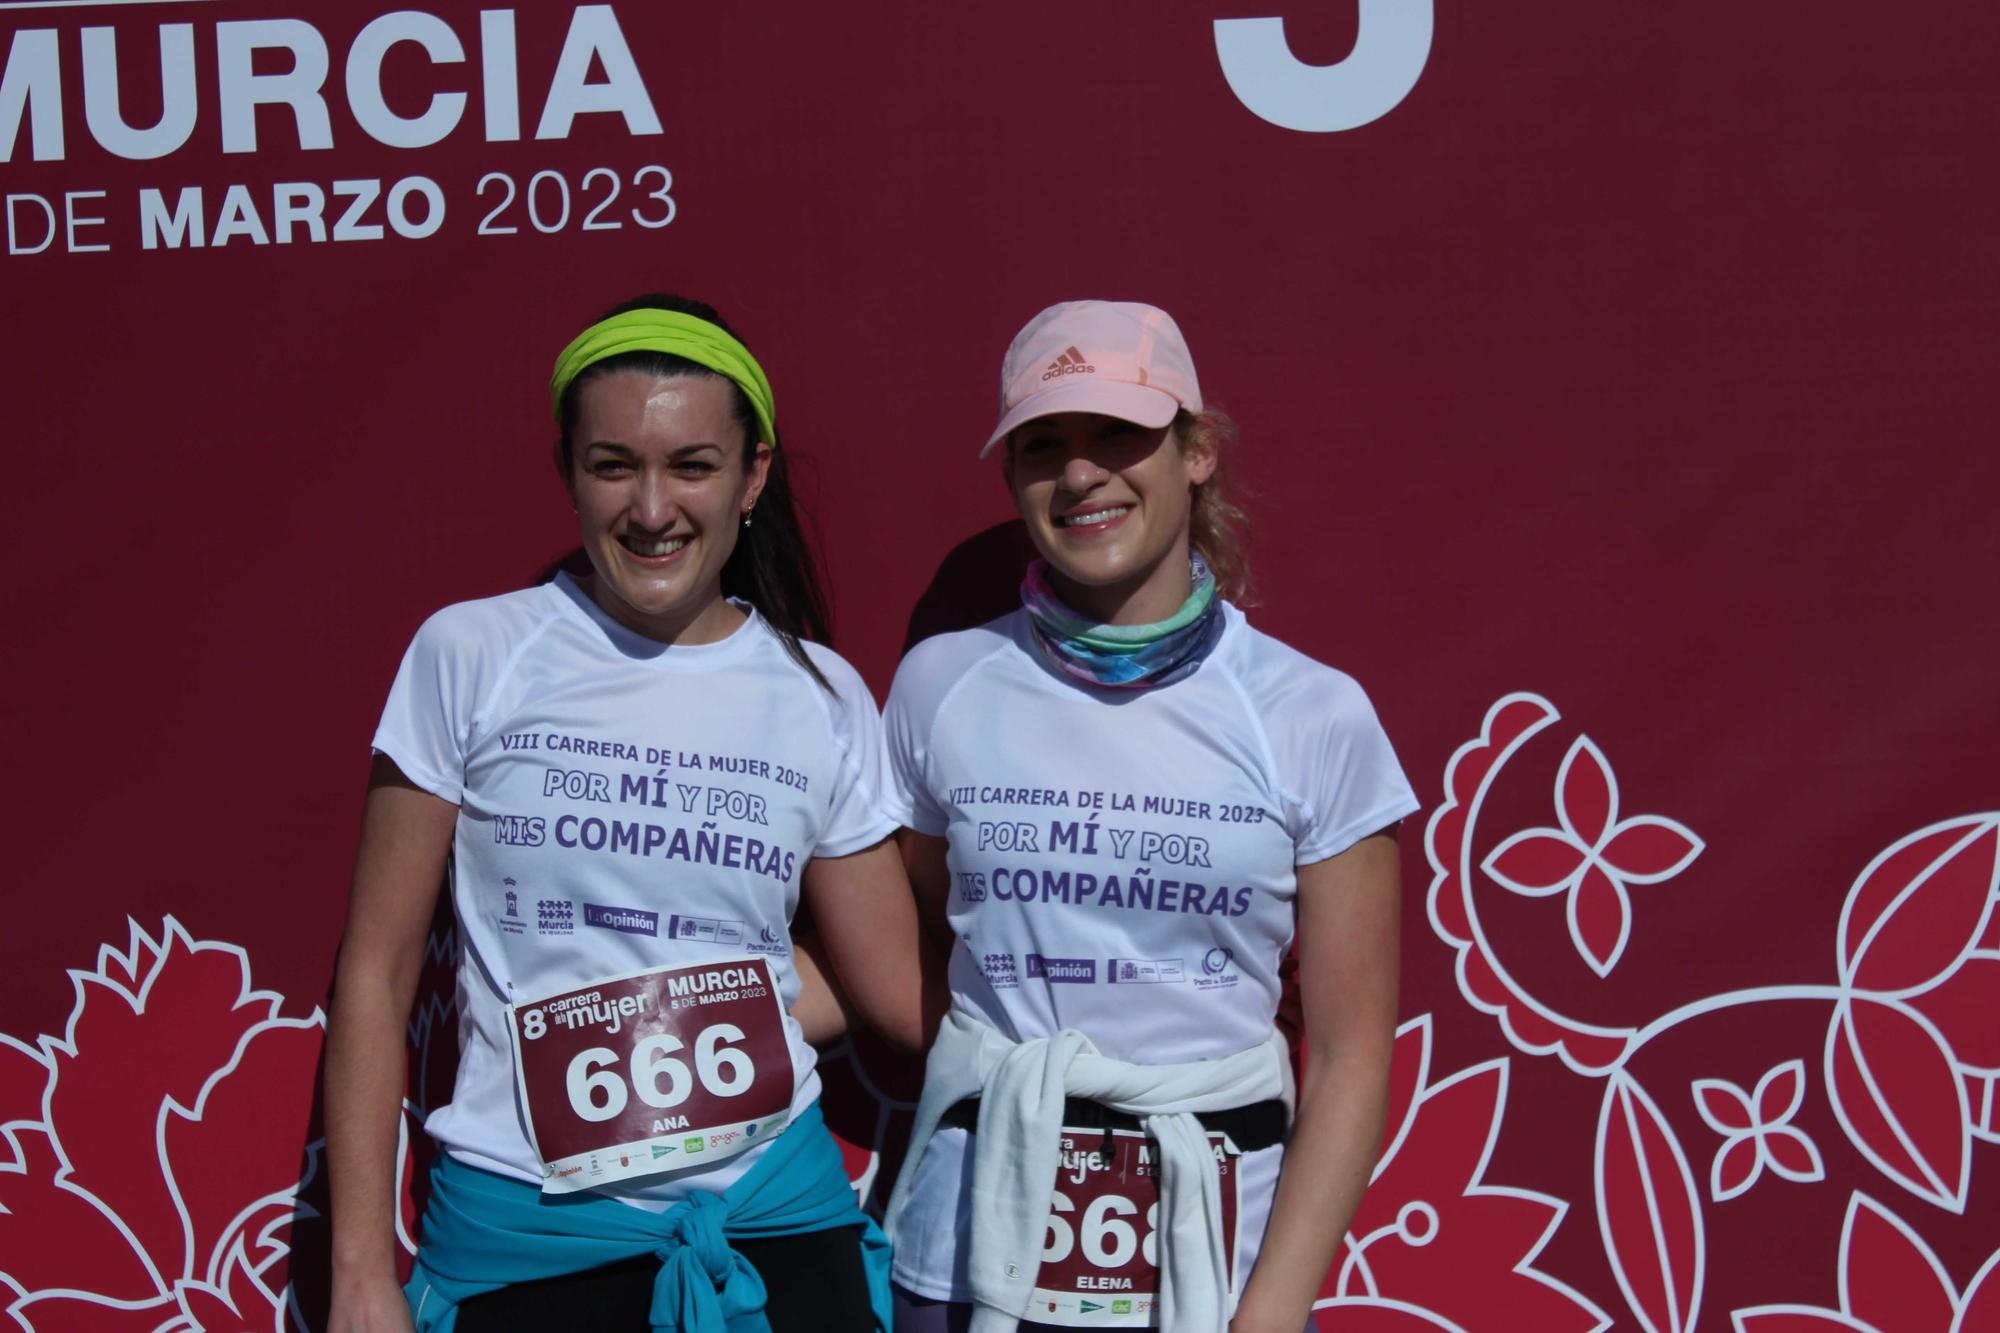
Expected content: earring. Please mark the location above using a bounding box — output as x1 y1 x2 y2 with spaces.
741 509 754 529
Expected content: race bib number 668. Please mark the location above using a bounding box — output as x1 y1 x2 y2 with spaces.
508 958 793 1193
1032 1127 1240 1327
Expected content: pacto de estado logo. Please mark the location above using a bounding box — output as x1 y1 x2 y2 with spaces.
1 4 671 256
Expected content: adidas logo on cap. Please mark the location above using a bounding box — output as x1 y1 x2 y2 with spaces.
1041 345 1095 381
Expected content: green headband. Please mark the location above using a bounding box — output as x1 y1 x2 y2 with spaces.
548 308 777 447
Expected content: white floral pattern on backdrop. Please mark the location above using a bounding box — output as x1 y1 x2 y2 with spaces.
2 696 1994 1329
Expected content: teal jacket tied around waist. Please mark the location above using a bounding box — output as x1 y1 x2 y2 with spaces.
404 1102 891 1332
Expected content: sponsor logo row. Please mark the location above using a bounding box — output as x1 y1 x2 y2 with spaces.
1035 1294 1149 1318
550 1112 788 1182
979 949 1240 989
499 892 785 952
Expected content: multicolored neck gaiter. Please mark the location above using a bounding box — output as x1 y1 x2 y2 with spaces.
1020 552 1225 689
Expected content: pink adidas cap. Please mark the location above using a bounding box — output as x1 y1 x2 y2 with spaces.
980 300 1203 457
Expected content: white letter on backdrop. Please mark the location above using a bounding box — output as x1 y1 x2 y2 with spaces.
6 192 56 253
216 19 333 153
0 30 62 163
535 5 660 140
212 182 271 245
480 10 520 141
139 185 205 249
1214 1 1432 132
347 11 467 149
82 25 197 160
273 181 327 242
65 190 109 252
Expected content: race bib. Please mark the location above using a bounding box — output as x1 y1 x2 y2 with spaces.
508 958 793 1193
1031 1126 1240 1327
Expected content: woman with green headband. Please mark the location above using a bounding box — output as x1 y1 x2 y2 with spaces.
325 294 928 1332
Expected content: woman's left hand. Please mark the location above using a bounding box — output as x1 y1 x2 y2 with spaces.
1229 1288 1319 1333
1230 827 1402 1332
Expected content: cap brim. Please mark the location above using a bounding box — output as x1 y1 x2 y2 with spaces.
979 381 1183 458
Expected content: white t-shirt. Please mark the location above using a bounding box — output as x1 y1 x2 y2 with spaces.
883 604 1418 1297
372 573 896 1207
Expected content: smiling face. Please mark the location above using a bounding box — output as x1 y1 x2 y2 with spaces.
1003 412 1216 624
563 369 770 644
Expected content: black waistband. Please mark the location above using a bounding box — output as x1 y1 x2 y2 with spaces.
938 1096 1288 1153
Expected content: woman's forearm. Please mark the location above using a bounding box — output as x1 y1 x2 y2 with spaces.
1232 1051 1389 1329
324 952 418 1286
1236 832 1403 1330
789 927 856 1046
326 764 457 1329
803 840 932 1049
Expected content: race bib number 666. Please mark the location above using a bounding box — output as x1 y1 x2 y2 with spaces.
508 958 793 1193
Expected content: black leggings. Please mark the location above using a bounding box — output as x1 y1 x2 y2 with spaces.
453 1225 875 1332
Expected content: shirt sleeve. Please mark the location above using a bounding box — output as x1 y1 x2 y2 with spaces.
370 609 477 805
882 649 950 837
811 661 900 858
1285 676 1421 867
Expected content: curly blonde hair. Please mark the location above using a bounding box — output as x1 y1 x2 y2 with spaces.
1179 408 1253 605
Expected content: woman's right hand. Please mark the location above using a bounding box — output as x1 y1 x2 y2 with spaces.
325 757 458 1333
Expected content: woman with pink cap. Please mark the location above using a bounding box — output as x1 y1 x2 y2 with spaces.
880 301 1416 1332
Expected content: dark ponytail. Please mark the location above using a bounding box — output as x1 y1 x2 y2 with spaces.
556 293 835 690
720 436 833 686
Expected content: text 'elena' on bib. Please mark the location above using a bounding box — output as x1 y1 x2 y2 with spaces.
508 957 791 1193
1031 1127 1240 1327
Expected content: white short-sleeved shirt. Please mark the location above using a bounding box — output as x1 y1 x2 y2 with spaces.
883 604 1418 1297
372 573 895 1207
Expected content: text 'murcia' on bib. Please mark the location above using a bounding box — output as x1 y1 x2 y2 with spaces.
508 958 793 1193
1032 1127 1240 1327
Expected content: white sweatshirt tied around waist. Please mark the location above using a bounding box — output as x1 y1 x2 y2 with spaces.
885 1008 1294 1332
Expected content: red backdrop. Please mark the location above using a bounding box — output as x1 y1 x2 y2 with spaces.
3 2 1996 1328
